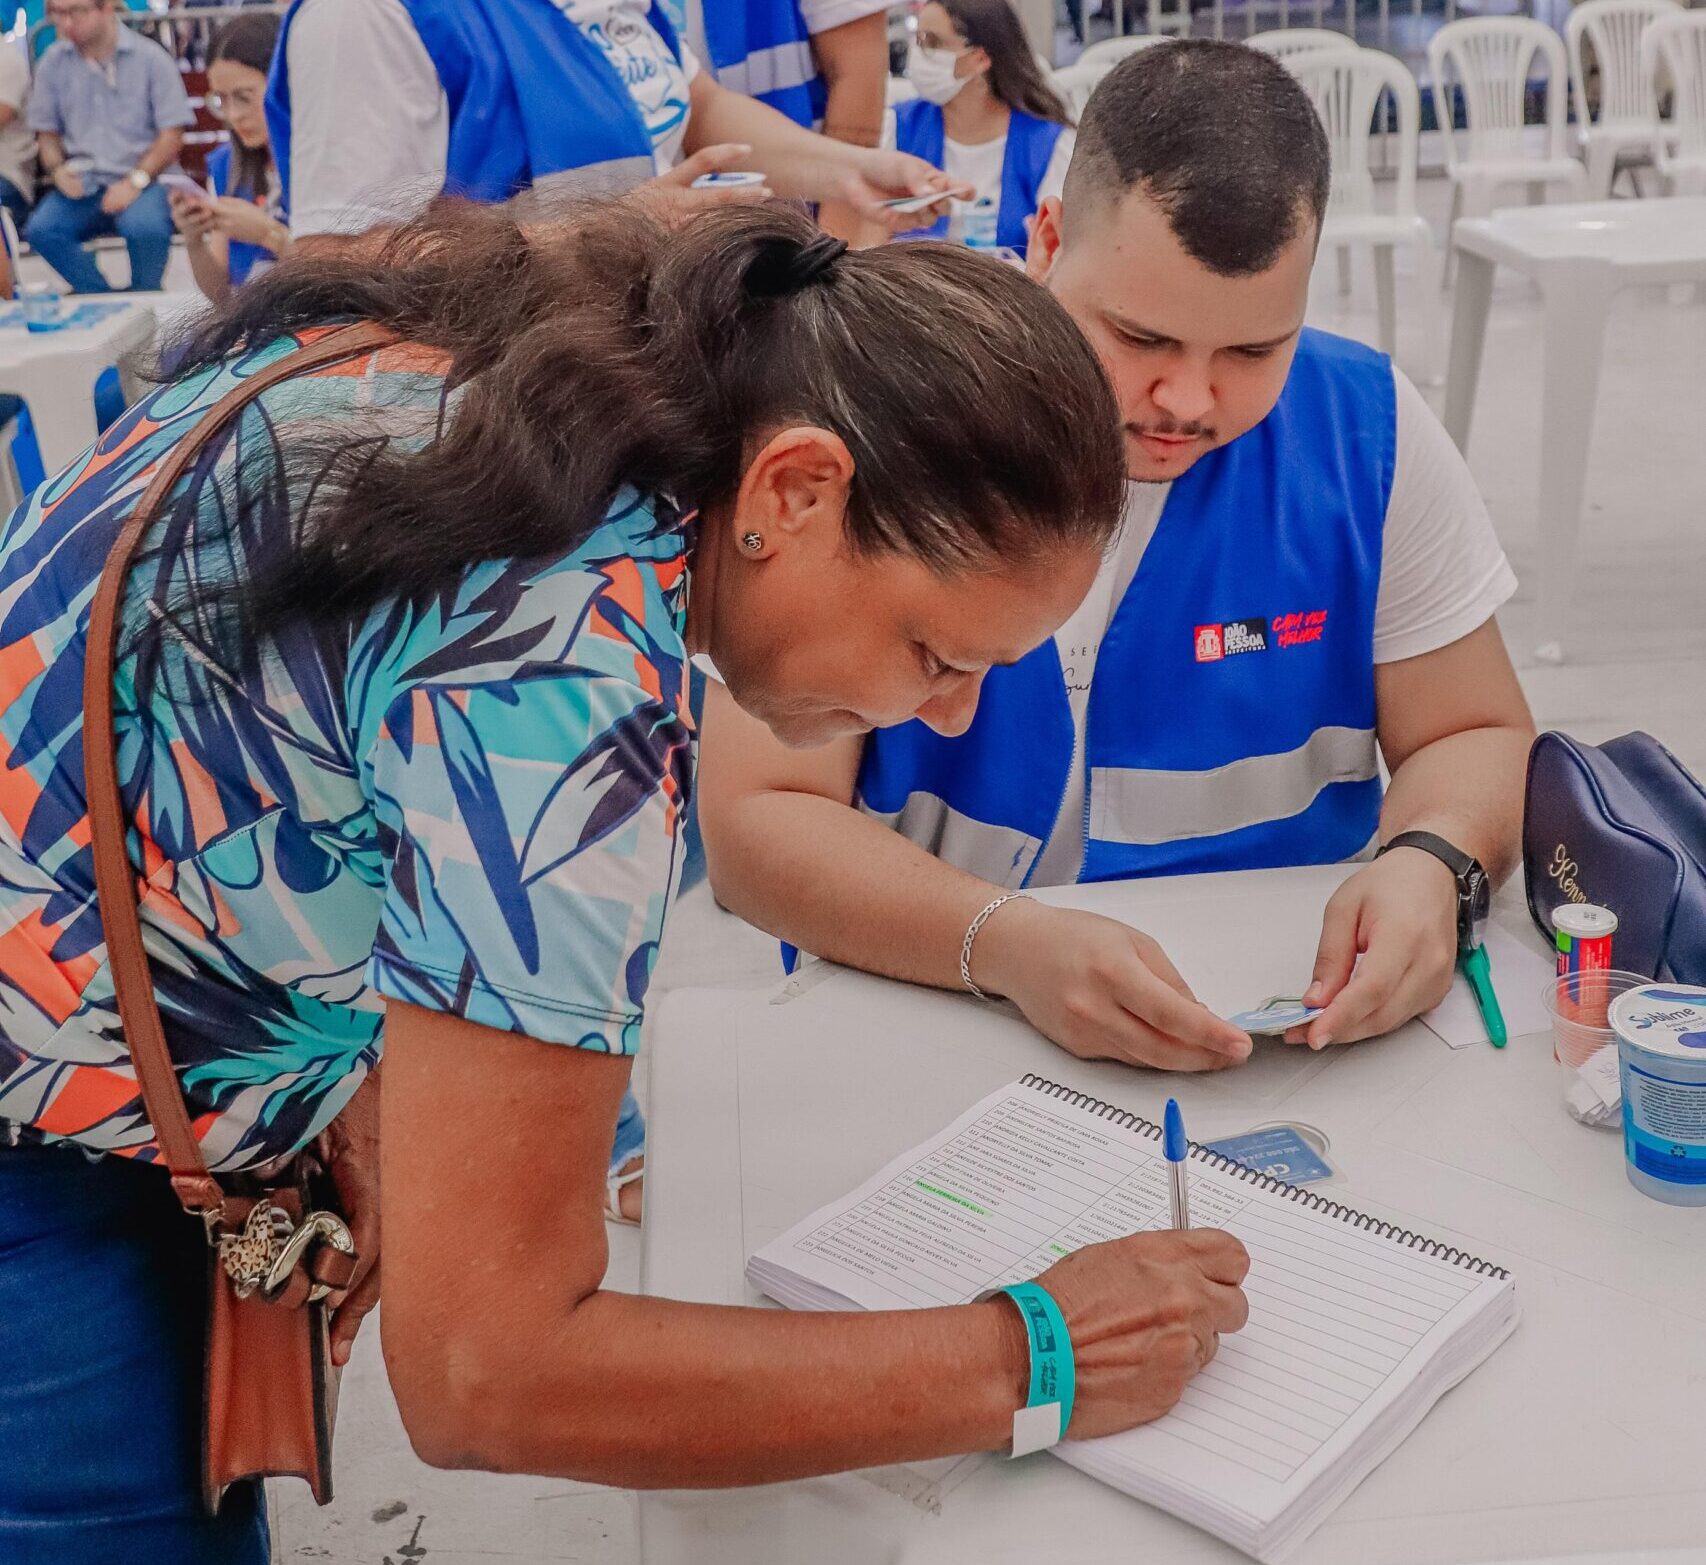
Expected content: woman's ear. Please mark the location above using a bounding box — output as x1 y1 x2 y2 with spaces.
964 45 993 79
731 427 855 560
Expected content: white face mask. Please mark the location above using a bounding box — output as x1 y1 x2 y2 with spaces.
906 42 970 105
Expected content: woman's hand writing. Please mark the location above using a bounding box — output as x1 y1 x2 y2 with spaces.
1027 1227 1251 1438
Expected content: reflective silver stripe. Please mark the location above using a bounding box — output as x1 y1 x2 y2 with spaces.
861 794 1039 889
1089 726 1378 848
714 39 817 98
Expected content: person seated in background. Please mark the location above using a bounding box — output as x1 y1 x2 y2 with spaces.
24 0 191 293
170 13 288 304
265 0 957 248
698 40 1536 1078
871 0 1072 257
0 33 36 238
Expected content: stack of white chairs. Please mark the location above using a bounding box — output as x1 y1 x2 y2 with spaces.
1567 0 1681 196
1643 9 1706 195
1428 17 1588 280
1289 45 1441 378
1052 59 1115 116
1246 27 1355 59
1076 33 1177 67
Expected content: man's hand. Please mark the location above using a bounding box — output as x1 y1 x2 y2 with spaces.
99 180 138 217
51 164 85 201
973 899 1253 1072
315 1066 382 1367
1293 849 1459 1048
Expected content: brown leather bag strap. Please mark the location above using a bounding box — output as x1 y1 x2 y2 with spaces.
81 321 400 1218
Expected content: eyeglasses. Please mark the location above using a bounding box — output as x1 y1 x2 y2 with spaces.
206 86 261 118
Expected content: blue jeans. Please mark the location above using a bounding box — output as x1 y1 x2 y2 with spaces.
0 1142 270 1564
0 173 31 238
24 182 174 294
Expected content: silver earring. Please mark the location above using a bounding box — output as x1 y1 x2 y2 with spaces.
741 531 764 552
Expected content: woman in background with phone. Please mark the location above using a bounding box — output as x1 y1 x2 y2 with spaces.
170 13 288 304
870 0 1073 257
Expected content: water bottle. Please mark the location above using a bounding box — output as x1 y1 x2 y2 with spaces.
956 197 999 251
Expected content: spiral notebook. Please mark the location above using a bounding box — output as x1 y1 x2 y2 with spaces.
747 1075 1519 1563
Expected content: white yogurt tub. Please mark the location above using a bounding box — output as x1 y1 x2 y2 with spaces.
1609 984 1706 1206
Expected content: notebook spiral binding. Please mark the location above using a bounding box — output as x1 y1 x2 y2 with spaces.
1019 1075 1509 1280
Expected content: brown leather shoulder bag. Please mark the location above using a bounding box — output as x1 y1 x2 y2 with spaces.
81 320 396 1514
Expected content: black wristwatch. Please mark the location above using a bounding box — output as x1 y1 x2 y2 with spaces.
1376 830 1490 955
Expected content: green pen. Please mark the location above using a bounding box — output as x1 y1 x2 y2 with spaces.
1459 945 1506 1048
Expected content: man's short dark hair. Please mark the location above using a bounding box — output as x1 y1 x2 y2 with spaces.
1064 40 1331 276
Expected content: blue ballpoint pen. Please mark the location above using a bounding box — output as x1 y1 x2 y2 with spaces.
1164 1098 1191 1229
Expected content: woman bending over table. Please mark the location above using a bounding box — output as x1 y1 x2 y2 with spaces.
0 198 1247 1562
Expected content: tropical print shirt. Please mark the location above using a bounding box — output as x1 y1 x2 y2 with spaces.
0 331 694 1170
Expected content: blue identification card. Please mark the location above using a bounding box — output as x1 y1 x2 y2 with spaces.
1205 1125 1336 1185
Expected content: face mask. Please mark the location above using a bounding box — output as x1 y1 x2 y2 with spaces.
906 42 969 105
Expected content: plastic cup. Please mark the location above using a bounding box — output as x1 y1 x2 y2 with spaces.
19 283 66 333
1542 969 1650 1068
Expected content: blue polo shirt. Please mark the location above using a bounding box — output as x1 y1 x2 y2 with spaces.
27 24 192 184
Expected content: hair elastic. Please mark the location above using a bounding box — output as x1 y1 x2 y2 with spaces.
744 234 849 298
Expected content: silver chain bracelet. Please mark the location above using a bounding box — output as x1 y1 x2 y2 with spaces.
960 891 1031 1001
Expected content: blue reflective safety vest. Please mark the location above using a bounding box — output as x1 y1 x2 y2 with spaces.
266 0 680 215
697 0 824 127
892 100 1064 257
855 329 1397 889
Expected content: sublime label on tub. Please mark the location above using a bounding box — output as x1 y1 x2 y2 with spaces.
1609 985 1706 1194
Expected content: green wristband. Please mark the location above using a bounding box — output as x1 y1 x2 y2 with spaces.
997 1281 1076 1456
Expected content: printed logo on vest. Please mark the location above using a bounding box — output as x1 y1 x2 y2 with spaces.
1274 610 1328 649
1195 620 1268 660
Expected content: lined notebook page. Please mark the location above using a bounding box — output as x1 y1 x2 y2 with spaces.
754 1077 1512 1523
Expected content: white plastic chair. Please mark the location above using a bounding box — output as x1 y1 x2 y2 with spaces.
1076 34 1176 68
1246 28 1354 59
1567 0 1682 197
1052 60 1114 116
1290 46 1441 378
1429 18 1588 283
1642 9 1706 195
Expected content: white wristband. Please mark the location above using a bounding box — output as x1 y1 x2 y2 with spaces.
960 892 1030 1001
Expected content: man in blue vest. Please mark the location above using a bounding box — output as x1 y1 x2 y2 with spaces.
697 41 1537 1070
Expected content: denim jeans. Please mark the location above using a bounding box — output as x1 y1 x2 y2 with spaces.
0 1142 269 1563
0 174 31 239
24 181 174 294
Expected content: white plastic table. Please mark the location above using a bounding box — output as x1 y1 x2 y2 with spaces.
638 865 1706 1565
1442 197 1706 665
0 295 159 473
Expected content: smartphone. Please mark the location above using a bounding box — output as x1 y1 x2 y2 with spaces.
159 172 214 204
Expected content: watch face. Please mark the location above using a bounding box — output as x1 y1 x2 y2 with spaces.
1463 868 1491 950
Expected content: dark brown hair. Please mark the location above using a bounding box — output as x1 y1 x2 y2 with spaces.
938 0 1073 125
163 198 1125 641
208 13 280 201
1066 40 1329 274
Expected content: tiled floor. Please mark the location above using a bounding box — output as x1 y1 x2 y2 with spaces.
247 175 1705 1562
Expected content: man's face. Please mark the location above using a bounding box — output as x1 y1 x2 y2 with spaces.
1028 188 1314 483
47 0 113 51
